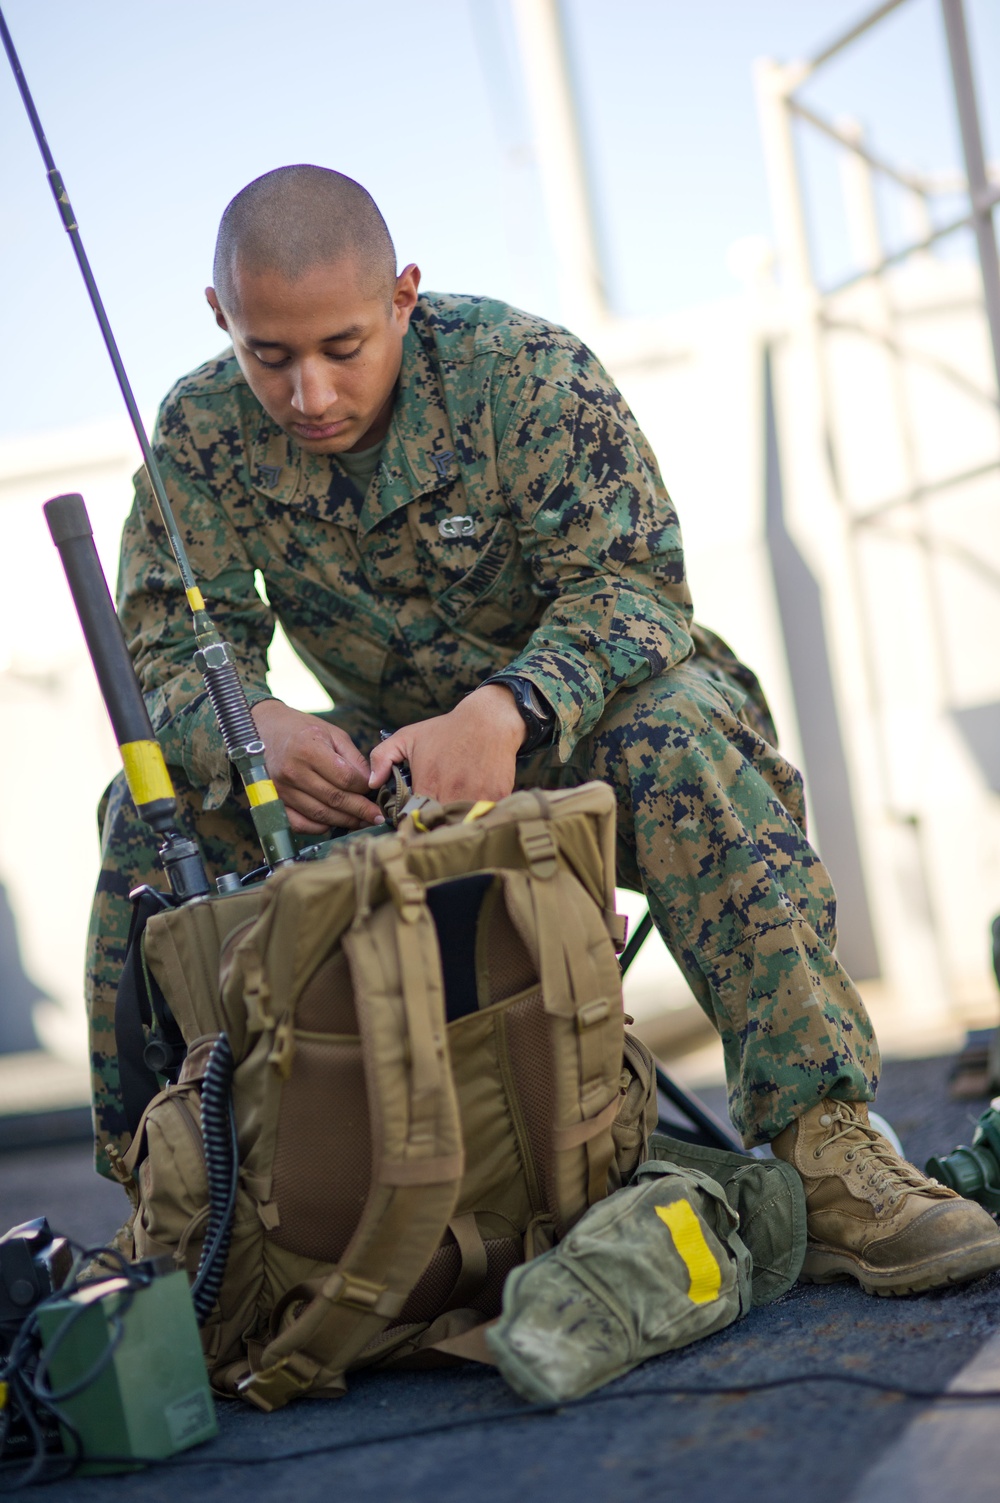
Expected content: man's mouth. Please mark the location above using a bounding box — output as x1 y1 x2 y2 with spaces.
289 418 351 441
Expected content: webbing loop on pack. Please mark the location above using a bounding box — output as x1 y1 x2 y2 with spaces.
552 1093 622 1152
383 853 426 923
350 837 378 928
446 1213 489 1307
576 998 611 1032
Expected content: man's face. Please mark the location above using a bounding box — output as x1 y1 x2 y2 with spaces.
206 257 420 454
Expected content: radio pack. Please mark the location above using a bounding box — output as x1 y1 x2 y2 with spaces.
114 784 656 1409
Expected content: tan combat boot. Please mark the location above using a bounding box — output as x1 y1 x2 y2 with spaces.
771 1099 1000 1295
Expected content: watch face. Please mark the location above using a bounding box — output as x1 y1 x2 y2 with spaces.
521 681 554 726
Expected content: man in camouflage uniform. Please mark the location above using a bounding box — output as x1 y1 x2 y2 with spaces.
89 165 1000 1294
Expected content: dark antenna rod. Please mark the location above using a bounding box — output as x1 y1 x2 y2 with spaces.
0 5 295 871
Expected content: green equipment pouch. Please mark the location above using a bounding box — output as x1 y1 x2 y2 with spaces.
487 1163 750 1403
486 1147 807 1404
646 1133 807 1306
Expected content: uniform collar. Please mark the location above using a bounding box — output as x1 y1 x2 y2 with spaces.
358 317 458 536
248 412 365 528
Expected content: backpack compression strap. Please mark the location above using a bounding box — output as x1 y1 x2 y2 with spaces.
506 809 626 1208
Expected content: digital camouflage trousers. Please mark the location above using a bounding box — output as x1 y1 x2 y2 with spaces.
86 655 879 1176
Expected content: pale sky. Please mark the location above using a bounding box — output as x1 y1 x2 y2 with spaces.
1 0 996 439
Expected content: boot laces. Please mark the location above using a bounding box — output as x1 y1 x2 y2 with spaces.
816 1103 948 1198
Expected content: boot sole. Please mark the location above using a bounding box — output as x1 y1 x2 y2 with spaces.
800 1237 1000 1297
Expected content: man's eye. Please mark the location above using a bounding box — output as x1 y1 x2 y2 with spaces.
254 352 290 370
327 346 362 362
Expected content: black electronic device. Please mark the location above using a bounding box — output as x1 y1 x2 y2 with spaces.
0 1219 72 1356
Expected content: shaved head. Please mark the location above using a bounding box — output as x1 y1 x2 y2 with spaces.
213 165 397 310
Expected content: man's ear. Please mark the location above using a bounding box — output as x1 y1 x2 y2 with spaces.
392 263 421 332
205 287 229 332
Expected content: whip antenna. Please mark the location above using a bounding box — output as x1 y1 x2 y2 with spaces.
0 6 295 870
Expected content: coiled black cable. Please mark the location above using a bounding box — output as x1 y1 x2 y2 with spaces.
190 1034 239 1324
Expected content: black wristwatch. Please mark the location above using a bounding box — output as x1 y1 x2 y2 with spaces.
483 674 556 756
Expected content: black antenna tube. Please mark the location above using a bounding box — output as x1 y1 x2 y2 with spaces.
44 493 210 901
0 6 295 872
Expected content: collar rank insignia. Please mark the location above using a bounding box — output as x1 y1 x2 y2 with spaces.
257 463 282 489
429 450 454 479
438 514 476 539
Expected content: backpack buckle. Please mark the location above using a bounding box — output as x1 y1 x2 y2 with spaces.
237 1352 319 1412
267 1014 295 1078
329 1273 388 1311
323 1270 405 1317
518 820 558 879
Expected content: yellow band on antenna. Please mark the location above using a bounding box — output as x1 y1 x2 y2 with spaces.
186 586 205 611
120 740 174 805
246 779 279 807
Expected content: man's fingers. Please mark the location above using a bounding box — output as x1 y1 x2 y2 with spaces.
283 806 335 836
303 737 371 795
283 776 383 828
281 791 379 833
292 760 376 811
368 734 408 789
261 713 371 795
251 703 379 824
327 728 372 783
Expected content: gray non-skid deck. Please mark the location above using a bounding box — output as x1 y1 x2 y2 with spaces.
2 1051 999 1503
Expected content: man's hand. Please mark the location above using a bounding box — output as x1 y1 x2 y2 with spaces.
252 700 384 834
368 685 525 804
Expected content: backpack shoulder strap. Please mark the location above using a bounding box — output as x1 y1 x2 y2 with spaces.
235 845 464 1411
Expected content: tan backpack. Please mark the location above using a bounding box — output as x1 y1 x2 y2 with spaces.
115 782 657 1410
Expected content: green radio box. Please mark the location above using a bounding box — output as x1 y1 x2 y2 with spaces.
35 1269 217 1474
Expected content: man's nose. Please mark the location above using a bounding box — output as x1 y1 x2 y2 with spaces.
291 360 337 417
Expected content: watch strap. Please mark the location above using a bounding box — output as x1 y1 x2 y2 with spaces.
482 674 555 756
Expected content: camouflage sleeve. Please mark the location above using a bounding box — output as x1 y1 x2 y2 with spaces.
116 393 274 809
493 349 694 759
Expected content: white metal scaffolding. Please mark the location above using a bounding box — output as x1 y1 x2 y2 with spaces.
513 0 1000 1035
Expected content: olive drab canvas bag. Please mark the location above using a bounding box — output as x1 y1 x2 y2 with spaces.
115 782 657 1409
